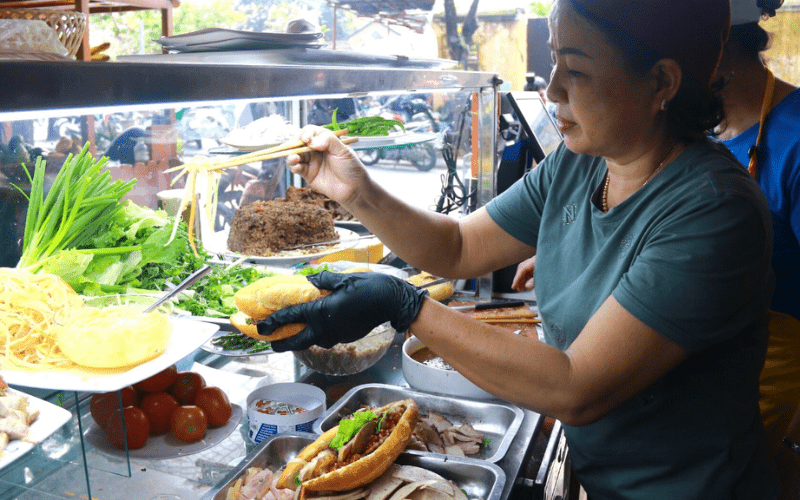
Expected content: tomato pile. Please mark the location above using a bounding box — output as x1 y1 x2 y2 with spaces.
90 365 233 449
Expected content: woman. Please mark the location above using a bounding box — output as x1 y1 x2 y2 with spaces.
261 0 778 497
713 0 800 497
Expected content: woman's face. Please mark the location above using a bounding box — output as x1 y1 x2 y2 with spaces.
546 5 659 161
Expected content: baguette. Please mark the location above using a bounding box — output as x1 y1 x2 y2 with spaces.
231 275 329 341
406 272 454 302
277 398 419 492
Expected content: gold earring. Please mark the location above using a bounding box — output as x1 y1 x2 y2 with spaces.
661 99 668 111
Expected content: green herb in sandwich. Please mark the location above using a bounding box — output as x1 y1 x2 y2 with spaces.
329 410 378 451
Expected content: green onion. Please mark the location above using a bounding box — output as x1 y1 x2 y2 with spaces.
14 142 135 271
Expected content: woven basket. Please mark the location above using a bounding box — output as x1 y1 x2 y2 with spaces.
0 9 86 58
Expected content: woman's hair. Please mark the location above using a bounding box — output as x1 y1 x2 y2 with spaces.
728 0 784 58
551 1 726 141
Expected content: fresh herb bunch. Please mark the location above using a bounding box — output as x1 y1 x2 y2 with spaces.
15 143 135 271
13 142 211 295
323 109 405 137
175 266 273 318
211 333 272 354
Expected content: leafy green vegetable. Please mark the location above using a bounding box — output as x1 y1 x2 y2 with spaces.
329 410 378 451
211 333 271 353
15 142 135 271
323 114 405 137
175 266 273 317
295 264 332 276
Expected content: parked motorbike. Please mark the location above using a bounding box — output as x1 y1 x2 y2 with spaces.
357 95 440 171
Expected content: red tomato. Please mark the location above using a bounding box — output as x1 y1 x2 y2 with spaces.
194 386 232 428
139 392 180 435
134 365 179 393
90 386 137 428
169 372 206 405
170 405 207 442
105 406 150 450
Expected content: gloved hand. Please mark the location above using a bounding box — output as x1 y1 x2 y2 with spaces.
258 271 428 352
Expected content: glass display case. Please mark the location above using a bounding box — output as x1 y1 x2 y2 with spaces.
0 60 531 500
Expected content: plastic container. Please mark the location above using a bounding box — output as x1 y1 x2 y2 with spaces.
292 322 395 376
245 383 326 444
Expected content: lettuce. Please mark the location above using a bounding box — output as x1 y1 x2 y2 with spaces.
329 410 378 452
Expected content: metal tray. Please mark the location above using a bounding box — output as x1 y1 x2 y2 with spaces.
313 383 524 463
203 431 505 500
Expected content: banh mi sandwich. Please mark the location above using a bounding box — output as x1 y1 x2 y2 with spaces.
276 398 419 492
231 275 330 341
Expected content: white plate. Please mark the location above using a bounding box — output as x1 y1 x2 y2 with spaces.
207 227 360 265
217 139 283 152
0 387 72 471
84 404 242 459
350 132 437 150
0 318 219 393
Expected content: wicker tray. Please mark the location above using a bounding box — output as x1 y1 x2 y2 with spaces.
0 9 86 58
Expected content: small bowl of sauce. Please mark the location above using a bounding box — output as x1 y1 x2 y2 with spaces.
402 336 495 400
245 383 326 444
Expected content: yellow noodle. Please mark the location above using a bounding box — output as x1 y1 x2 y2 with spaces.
0 268 84 370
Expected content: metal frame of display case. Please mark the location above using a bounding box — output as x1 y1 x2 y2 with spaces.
0 60 504 499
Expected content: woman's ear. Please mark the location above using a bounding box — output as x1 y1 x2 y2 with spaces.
651 59 682 111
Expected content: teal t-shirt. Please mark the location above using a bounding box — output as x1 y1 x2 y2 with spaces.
486 139 778 499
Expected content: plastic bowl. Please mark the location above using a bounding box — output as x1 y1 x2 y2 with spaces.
402 335 495 400
293 322 395 376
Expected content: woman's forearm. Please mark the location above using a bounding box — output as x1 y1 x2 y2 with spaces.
408 295 691 426
408 297 580 422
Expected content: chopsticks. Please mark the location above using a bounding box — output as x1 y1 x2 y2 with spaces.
204 128 357 173
164 128 358 258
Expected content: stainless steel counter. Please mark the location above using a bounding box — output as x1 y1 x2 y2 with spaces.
199 331 543 500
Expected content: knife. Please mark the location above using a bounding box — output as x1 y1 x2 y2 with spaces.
418 277 452 288
450 299 527 312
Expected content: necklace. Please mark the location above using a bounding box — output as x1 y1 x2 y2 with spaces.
602 142 677 213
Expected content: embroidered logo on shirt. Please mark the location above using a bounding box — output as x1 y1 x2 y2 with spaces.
546 321 566 348
562 204 578 225
619 234 634 259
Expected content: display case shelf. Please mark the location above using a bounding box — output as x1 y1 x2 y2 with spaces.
0 60 503 498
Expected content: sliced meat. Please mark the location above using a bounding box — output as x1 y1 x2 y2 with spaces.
444 445 465 457
454 424 484 440
338 418 378 462
366 467 405 500
423 413 454 434
457 442 481 455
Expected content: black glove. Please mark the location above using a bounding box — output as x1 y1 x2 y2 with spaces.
258 270 428 352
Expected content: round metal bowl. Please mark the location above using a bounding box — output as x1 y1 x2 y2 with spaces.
293 323 395 376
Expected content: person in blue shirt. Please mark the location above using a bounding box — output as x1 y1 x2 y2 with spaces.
712 1 800 497
258 0 779 497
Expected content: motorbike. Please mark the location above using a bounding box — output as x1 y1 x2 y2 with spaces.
356 95 441 171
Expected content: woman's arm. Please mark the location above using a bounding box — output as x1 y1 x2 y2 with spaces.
288 126 534 278
410 294 690 426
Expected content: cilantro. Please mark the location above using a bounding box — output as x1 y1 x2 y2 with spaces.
295 264 332 276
